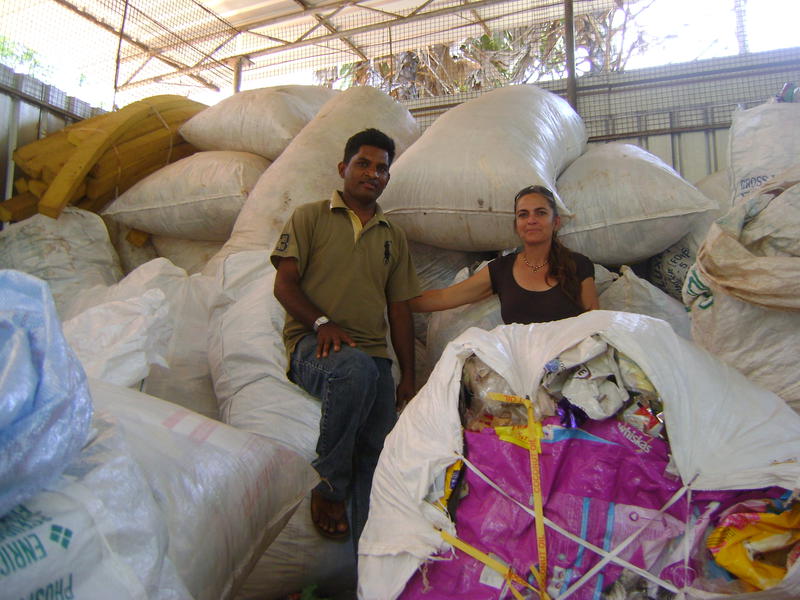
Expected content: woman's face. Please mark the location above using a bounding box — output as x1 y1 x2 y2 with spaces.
514 193 560 245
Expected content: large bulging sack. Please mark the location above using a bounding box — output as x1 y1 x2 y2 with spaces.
729 102 800 202
64 258 219 419
103 151 270 241
598 265 690 339
557 143 716 265
649 169 733 299
381 85 586 251
683 168 800 408
0 270 93 517
208 250 357 597
204 87 419 274
0 208 122 317
3 378 317 600
359 313 800 600
179 85 339 160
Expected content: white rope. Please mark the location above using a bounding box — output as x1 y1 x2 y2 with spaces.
457 452 683 597
558 475 697 599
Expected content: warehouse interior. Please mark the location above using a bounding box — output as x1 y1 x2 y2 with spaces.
2 1 800 599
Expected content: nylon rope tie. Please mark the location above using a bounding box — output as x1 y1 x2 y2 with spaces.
487 392 550 598
150 105 174 166
558 475 697 600
456 445 683 596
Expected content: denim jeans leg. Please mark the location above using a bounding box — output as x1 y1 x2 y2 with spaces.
351 356 396 550
289 334 381 503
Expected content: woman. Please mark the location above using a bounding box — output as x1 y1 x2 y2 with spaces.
410 185 598 322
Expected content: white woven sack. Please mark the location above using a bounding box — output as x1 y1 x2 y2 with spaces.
683 171 800 407
103 151 270 241
381 85 585 251
729 102 800 202
649 169 733 299
557 143 716 265
64 258 219 419
153 235 224 274
62 287 172 387
599 265 690 339
2 410 190 600
204 87 419 275
179 85 339 160
359 313 800 600
89 378 318 600
0 207 122 317
208 250 357 597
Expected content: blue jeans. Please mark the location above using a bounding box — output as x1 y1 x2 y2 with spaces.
289 334 396 547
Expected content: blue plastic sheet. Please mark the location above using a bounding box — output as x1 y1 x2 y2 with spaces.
0 270 93 517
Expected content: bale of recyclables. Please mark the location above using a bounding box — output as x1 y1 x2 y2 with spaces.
0 207 122 318
102 150 270 242
6 95 204 220
1 270 318 599
208 250 356 598
683 166 800 410
649 168 734 300
729 101 800 202
359 311 800 599
380 84 586 251
179 85 339 160
3 379 318 600
556 142 717 266
63 257 219 420
203 86 419 275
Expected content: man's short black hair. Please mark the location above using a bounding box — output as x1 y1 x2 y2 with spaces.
343 128 396 166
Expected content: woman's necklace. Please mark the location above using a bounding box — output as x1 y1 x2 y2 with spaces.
521 253 548 272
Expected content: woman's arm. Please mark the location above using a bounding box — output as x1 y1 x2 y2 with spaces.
409 266 493 313
580 277 599 311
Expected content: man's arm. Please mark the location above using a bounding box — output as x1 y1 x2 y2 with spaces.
388 298 415 412
273 256 355 358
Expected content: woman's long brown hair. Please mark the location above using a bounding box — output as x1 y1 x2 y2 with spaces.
514 185 583 308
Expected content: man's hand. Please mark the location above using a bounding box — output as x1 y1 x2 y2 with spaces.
395 374 415 413
316 322 356 358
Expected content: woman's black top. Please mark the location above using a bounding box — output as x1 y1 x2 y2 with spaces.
488 251 594 324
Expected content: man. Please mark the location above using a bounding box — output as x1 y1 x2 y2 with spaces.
271 128 420 547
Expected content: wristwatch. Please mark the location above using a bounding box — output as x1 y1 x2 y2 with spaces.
313 315 330 332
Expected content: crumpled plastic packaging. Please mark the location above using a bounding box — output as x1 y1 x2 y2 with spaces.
0 269 93 517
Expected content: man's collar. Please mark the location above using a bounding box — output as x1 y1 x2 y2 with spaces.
330 191 389 225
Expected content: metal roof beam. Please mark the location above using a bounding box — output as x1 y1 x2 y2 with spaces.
51 0 221 92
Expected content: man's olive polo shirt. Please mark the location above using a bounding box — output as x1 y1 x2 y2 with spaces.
271 191 421 359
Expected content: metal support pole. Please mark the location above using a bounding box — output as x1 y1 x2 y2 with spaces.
564 0 577 110
5 98 20 201
233 56 244 93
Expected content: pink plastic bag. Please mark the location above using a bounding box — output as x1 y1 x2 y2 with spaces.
400 417 743 599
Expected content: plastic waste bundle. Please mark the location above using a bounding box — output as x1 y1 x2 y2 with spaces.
683 167 800 408
359 311 800 599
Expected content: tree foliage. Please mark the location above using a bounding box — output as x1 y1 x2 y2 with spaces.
0 36 53 79
314 1 656 99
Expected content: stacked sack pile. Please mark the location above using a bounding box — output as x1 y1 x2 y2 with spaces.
2 80 800 599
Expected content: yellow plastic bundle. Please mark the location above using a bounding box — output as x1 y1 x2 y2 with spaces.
4 95 206 221
707 502 800 590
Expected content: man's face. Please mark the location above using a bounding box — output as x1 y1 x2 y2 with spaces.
338 145 391 205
